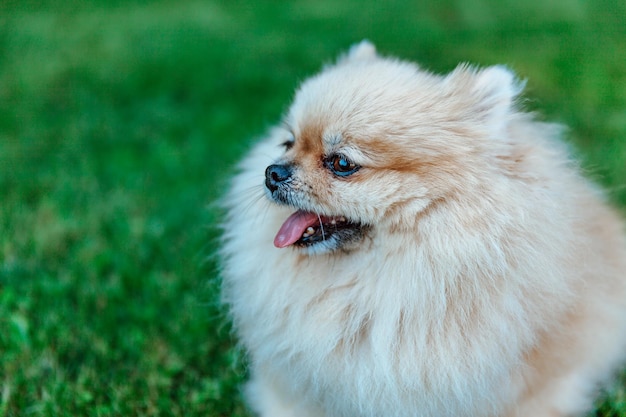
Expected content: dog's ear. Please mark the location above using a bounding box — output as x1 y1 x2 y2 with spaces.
447 65 525 136
338 40 378 64
473 65 524 115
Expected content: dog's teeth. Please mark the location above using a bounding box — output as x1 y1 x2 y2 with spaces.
338 217 346 222
302 226 315 238
331 219 337 225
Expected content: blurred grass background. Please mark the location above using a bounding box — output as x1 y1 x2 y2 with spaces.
0 0 625 415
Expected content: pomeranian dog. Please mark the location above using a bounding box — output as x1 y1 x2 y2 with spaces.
220 41 626 417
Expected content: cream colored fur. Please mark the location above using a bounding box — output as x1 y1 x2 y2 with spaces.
220 41 626 417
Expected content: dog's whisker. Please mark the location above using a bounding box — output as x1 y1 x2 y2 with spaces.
317 213 326 241
234 186 267 217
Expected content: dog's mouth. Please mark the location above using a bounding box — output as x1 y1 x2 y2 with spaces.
274 210 364 249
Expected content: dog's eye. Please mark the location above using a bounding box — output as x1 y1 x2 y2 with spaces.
280 133 295 150
326 154 360 177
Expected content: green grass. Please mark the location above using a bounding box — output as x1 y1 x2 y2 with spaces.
0 1 625 415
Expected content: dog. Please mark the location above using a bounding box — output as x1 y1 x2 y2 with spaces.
220 41 626 417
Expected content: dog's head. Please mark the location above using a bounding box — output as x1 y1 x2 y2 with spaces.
265 41 522 254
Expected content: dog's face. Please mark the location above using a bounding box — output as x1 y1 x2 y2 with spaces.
264 41 520 254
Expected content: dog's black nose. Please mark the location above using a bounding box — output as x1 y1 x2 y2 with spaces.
265 164 293 192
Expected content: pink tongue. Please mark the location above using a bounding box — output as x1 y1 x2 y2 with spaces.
274 210 321 248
